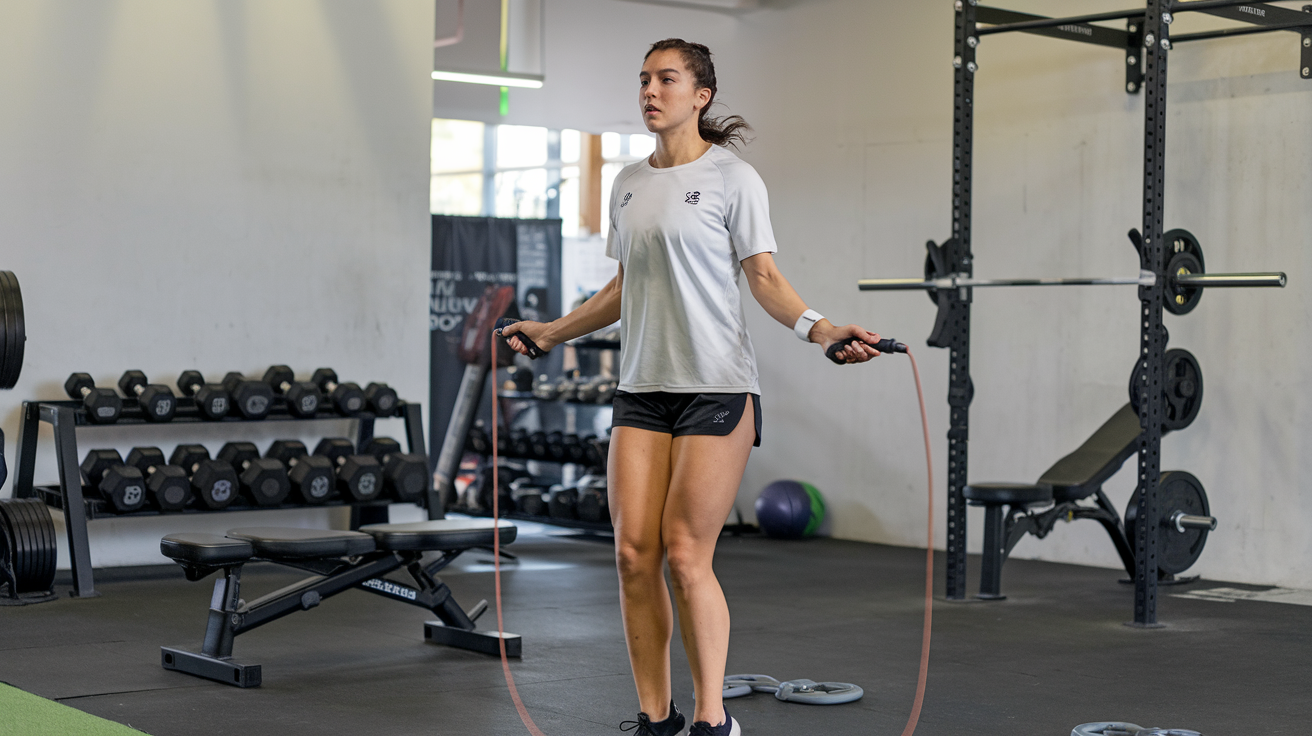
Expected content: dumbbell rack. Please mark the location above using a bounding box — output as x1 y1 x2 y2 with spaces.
11 395 430 599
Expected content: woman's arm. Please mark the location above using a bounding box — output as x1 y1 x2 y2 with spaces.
740 252 880 363
500 264 624 357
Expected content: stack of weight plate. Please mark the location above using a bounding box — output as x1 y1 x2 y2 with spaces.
0 498 58 604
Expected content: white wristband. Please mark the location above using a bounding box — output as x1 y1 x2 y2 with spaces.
793 309 823 342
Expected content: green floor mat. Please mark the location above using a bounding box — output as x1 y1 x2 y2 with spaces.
0 682 149 735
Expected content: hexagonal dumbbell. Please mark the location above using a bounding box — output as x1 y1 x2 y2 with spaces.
310 368 365 416
219 441 288 506
313 437 381 501
117 371 177 422
261 365 322 418
220 372 274 420
64 373 123 424
79 449 146 513
125 446 192 511
269 441 335 504
176 371 230 421
362 437 430 504
191 459 239 510
364 382 399 415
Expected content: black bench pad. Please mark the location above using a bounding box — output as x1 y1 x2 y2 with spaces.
1039 403 1141 502
161 534 254 566
359 519 517 551
226 527 376 559
963 483 1054 506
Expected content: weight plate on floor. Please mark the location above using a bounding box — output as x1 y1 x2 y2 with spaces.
0 500 57 594
1124 471 1211 576
0 271 24 389
1128 348 1203 431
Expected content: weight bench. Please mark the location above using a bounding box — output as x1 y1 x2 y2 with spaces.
963 403 1141 599
159 519 519 687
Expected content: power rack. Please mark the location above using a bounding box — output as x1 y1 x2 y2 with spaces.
11 395 431 599
861 1 1307 625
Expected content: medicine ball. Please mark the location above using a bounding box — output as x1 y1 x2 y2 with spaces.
755 480 826 539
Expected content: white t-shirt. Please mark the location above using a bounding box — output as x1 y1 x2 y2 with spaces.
605 144 778 394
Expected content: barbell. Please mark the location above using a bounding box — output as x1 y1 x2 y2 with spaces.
858 229 1285 315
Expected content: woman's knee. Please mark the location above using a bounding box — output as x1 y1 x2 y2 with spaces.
616 540 664 579
665 542 713 591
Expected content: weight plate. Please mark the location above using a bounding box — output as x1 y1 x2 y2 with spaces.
1163 251 1204 315
0 271 23 389
923 251 940 305
1163 228 1206 273
0 272 13 389
5 501 36 588
0 503 17 587
1128 348 1203 431
13 501 46 592
28 502 56 592
1124 471 1211 576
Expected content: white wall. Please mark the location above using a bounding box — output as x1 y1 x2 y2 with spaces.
437 0 1312 588
0 1 435 568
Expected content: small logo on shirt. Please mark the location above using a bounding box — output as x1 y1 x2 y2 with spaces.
685 191 700 205
711 410 731 424
621 192 632 207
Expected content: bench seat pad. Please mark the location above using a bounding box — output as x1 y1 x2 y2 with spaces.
226 527 376 559
359 519 517 551
161 533 254 566
963 483 1054 507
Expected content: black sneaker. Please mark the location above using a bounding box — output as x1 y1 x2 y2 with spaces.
620 701 686 736
688 706 740 736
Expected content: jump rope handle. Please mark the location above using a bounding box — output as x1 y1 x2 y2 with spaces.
824 336 907 364
495 318 548 359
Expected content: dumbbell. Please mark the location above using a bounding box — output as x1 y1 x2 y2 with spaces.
171 445 238 511
547 431 566 461
313 438 382 502
310 368 365 416
261 366 322 418
363 437 430 503
79 449 146 513
466 421 491 454
220 372 274 420
266 440 334 504
218 441 289 506
117 371 177 422
509 428 530 458
549 486 579 520
562 433 586 463
124 447 192 511
64 373 123 424
176 371 230 421
577 486 610 524
529 431 549 460
363 382 399 415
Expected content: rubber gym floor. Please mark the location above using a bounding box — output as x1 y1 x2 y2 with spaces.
1 524 1307 736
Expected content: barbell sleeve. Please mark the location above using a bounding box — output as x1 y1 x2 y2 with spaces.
1171 512 1218 533
1171 272 1287 288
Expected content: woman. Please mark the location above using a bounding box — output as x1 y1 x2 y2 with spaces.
501 38 882 736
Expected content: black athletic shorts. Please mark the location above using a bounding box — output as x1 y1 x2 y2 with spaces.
611 391 762 447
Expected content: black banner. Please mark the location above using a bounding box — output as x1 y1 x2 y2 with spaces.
430 216 561 461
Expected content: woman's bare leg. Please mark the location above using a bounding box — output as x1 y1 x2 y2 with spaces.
663 399 755 724
608 425 676 720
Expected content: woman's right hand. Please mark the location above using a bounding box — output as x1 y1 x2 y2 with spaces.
498 320 557 357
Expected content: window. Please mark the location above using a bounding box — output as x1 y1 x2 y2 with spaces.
431 118 655 239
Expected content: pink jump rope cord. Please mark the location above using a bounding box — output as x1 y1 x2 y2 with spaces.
490 330 934 736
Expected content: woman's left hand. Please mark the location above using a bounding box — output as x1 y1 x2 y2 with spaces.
816 322 881 364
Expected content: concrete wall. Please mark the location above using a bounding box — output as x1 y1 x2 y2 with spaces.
437 0 1312 588
0 0 435 568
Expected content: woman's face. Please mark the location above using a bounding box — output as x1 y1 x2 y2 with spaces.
639 49 711 135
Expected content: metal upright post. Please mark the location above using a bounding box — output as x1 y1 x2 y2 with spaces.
1133 0 1169 627
943 0 979 601
48 405 97 597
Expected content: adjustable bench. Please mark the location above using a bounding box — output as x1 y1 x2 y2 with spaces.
963 403 1142 599
159 519 519 687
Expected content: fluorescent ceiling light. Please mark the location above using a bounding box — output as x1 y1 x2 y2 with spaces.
432 70 543 88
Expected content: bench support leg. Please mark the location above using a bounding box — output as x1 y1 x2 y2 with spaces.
162 565 263 687
978 504 1006 600
410 559 522 657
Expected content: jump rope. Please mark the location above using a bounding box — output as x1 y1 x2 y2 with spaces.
488 321 935 736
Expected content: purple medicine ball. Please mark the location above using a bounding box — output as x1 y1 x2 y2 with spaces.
755 480 826 539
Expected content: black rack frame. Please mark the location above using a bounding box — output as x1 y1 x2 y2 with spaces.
11 396 429 599
938 1 1308 625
